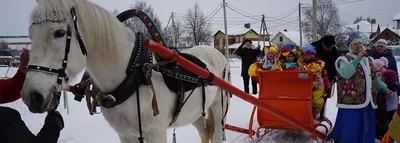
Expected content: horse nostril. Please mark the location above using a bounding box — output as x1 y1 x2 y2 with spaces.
31 91 44 108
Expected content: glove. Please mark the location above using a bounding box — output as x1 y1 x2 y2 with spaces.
45 111 64 131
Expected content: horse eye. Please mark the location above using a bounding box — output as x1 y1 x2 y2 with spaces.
54 30 66 38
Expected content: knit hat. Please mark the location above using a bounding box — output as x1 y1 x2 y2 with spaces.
380 57 389 67
382 69 398 84
375 39 388 48
303 44 316 56
374 59 386 71
347 32 362 49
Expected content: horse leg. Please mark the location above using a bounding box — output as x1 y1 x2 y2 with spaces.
209 96 226 143
192 116 212 143
145 129 167 143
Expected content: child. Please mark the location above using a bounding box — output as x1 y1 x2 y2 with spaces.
261 46 278 70
272 44 299 71
376 69 400 140
297 45 330 119
329 32 391 143
298 45 329 119
248 46 278 83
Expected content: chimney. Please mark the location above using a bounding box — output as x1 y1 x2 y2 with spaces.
244 23 250 29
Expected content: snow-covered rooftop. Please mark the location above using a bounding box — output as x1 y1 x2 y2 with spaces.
227 40 272 49
344 20 379 33
271 30 306 46
394 11 400 21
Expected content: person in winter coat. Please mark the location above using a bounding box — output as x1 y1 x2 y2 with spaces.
374 58 399 140
328 32 391 143
380 105 400 143
0 48 64 143
371 39 399 82
236 39 262 94
311 35 339 82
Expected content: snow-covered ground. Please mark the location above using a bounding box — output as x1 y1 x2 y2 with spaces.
2 58 394 143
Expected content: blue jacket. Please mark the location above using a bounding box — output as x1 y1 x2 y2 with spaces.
371 49 398 82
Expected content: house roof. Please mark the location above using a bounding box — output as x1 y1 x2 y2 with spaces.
371 28 400 42
213 26 273 37
271 30 306 46
227 40 272 49
344 20 379 33
394 12 400 21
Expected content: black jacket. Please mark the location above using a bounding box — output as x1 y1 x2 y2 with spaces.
0 106 61 143
311 41 339 82
236 44 261 77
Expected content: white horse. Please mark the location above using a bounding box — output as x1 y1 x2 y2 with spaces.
21 0 231 142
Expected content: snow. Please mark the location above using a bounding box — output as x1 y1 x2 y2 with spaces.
271 30 306 47
0 58 371 143
394 12 400 21
344 20 379 34
228 41 272 49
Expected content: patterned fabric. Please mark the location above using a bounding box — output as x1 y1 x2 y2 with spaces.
336 56 379 106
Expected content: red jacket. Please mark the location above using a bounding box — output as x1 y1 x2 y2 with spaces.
0 69 26 104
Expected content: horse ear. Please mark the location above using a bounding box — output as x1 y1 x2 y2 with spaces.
36 0 42 3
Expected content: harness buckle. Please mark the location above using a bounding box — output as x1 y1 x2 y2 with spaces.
53 84 63 94
95 93 116 108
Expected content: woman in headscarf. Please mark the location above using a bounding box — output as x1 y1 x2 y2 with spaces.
328 32 392 143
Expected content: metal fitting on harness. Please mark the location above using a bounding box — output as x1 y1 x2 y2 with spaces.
95 93 116 108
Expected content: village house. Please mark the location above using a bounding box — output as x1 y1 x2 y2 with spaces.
270 29 307 49
213 26 271 55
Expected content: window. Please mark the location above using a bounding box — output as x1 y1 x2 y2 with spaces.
235 37 239 42
240 36 243 42
279 36 283 42
219 37 223 50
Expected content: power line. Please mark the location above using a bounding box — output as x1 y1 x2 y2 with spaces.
225 4 261 21
225 2 261 17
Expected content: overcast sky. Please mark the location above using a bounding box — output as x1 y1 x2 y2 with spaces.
1 0 399 38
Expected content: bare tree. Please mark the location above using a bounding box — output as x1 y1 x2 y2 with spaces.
302 0 347 49
118 1 163 40
353 16 373 24
0 40 9 51
183 3 212 47
163 20 186 47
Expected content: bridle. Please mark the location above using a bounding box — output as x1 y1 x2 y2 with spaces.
27 7 88 110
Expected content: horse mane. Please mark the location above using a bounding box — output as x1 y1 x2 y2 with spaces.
30 0 130 59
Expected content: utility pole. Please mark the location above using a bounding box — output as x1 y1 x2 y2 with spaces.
299 2 303 47
261 15 266 48
171 12 177 48
222 0 229 60
312 0 317 42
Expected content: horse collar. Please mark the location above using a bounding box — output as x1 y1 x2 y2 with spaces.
95 32 153 108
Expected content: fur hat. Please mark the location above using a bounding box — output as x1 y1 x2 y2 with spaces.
303 44 316 56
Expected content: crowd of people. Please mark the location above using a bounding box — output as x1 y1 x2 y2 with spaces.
236 32 400 143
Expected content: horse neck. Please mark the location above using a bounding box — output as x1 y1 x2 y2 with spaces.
86 27 136 93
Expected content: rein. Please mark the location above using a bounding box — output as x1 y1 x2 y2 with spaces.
27 7 88 110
